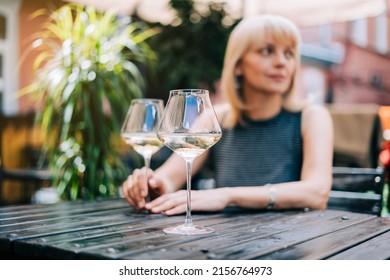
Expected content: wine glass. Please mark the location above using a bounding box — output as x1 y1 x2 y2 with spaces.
157 89 222 235
121 99 164 207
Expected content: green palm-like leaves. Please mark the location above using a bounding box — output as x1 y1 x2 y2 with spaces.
23 4 157 200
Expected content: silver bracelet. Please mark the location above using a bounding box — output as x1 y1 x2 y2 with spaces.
266 183 276 210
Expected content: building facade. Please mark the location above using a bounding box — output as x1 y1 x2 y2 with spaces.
299 4 390 105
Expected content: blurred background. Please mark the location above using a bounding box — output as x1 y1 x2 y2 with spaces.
0 0 390 209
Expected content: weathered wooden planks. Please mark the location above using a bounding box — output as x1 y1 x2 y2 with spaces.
1 199 389 260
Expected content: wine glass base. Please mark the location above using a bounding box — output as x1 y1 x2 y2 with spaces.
163 223 214 235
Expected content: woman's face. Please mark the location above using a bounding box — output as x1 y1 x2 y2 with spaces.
237 37 296 95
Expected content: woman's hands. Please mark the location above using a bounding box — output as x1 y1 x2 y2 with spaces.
122 167 170 210
122 165 230 215
144 188 230 215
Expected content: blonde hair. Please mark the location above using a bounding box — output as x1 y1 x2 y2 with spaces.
221 14 303 127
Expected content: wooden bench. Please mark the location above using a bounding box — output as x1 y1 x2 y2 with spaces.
328 167 385 216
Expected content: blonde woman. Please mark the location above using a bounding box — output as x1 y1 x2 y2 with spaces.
122 14 333 214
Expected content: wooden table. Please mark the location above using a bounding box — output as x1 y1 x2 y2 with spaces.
1 198 390 260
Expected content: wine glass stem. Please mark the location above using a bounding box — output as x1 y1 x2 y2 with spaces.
144 155 151 204
184 159 193 227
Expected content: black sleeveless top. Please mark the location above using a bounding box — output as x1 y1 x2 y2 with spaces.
209 109 303 187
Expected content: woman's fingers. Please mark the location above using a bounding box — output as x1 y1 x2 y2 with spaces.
122 176 138 208
122 168 148 209
146 190 188 214
145 189 227 215
123 167 168 210
164 204 187 216
132 168 148 204
148 177 166 196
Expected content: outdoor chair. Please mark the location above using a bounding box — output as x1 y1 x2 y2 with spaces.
328 166 385 216
0 156 53 205
327 104 382 169
0 114 52 204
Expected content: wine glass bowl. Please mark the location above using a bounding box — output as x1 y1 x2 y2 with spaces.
121 99 164 206
157 89 222 235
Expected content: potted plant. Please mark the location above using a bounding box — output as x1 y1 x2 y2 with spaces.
21 4 157 200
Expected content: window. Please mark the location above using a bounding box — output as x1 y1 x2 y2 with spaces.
375 12 388 54
0 0 21 115
0 13 5 39
320 24 331 46
351 18 368 47
302 67 326 105
0 13 5 110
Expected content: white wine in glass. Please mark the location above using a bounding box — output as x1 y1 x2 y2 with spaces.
157 89 222 235
121 99 164 206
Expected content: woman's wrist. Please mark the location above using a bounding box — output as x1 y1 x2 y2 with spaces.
217 187 236 207
215 186 277 210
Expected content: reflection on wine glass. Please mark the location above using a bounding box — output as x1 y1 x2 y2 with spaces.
121 99 164 207
157 89 222 235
